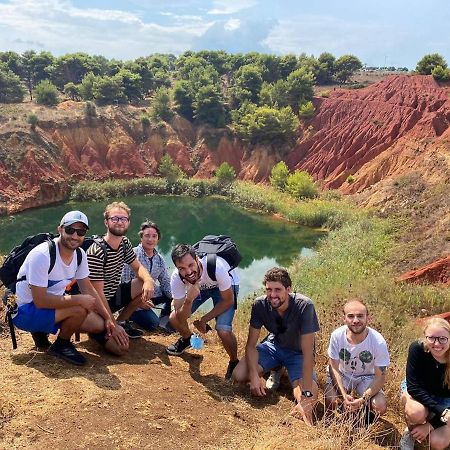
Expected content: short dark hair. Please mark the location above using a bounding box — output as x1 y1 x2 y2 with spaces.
139 220 161 239
171 243 196 265
263 267 292 288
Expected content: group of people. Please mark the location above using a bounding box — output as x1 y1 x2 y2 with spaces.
8 203 450 449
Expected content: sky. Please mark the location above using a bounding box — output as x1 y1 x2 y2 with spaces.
0 0 449 69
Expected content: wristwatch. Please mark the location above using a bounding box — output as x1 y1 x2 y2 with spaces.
441 408 450 423
302 390 313 398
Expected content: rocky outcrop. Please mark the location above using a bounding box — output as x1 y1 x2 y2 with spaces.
398 256 450 285
1 75 450 213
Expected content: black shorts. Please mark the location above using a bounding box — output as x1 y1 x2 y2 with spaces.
108 281 133 313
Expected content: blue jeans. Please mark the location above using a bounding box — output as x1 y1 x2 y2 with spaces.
191 286 238 332
130 294 172 331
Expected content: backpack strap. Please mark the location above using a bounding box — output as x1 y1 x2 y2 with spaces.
206 253 217 281
76 247 82 267
48 239 56 273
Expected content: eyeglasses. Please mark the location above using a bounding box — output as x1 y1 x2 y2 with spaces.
425 335 449 345
64 226 87 236
108 216 129 224
275 316 287 334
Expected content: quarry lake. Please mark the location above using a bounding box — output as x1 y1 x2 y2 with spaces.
0 196 324 299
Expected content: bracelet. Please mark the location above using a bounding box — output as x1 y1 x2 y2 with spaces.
441 408 450 423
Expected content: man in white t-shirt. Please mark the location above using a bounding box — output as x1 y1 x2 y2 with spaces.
324 299 390 416
166 243 239 379
13 211 115 365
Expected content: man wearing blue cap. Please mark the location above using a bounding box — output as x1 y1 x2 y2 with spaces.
13 210 115 365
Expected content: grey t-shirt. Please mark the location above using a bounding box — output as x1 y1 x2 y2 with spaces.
250 293 320 353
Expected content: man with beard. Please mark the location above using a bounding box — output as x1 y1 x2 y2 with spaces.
166 243 240 379
87 202 155 349
12 211 116 365
324 299 390 416
232 267 320 426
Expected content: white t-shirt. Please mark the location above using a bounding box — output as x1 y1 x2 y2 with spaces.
170 255 239 300
15 239 90 307
327 325 390 378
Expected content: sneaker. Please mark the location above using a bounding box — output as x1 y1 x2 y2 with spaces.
119 321 144 339
166 336 192 356
399 428 415 450
266 367 283 390
225 360 239 380
31 332 51 350
47 340 86 366
158 316 176 334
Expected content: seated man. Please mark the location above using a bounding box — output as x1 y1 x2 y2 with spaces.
166 243 239 379
12 211 119 365
232 267 320 426
324 299 390 417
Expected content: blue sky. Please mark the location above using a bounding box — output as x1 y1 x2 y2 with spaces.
0 0 449 69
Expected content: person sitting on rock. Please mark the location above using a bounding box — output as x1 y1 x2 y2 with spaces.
399 317 450 450
324 299 390 419
232 267 320 426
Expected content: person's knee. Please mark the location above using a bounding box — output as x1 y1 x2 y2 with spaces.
231 361 247 383
216 329 233 340
404 400 427 424
72 305 88 319
371 399 387 415
104 339 129 356
429 433 450 450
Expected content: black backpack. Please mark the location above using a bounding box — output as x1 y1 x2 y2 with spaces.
193 235 241 281
0 233 82 292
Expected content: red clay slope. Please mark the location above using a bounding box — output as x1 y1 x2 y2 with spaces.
287 75 450 193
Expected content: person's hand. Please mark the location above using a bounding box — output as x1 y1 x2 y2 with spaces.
410 423 433 443
140 298 155 310
193 318 208 334
77 294 96 312
104 319 115 339
249 374 266 397
109 324 129 347
291 397 314 426
141 280 154 302
344 394 364 411
185 282 200 303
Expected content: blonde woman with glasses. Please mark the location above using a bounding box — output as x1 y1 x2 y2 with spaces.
400 317 450 450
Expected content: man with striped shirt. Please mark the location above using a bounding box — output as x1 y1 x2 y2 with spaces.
87 201 155 349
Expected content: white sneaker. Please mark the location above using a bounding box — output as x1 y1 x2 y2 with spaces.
399 428 414 450
266 367 283 390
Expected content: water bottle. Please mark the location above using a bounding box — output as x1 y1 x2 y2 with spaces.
190 333 204 350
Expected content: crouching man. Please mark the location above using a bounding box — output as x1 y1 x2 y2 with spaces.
324 299 390 417
232 267 320 426
12 211 122 365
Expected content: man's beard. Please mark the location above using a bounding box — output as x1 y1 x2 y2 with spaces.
109 227 127 237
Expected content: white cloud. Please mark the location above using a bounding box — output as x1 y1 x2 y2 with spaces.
208 0 257 15
0 0 215 58
224 19 241 31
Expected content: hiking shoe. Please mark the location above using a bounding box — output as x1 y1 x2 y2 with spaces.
225 360 239 380
119 321 144 339
166 336 192 356
47 340 86 366
31 332 51 350
266 367 283 390
399 428 414 450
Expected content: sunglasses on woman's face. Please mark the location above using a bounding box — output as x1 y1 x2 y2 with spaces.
64 226 87 236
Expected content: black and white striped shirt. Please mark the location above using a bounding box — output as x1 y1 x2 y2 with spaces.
87 236 136 300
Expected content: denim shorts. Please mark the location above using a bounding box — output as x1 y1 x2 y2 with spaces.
257 339 314 384
13 302 59 334
191 286 238 332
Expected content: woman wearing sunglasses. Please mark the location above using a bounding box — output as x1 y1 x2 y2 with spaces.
399 317 450 450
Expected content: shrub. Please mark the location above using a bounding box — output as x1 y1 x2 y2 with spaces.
285 170 318 199
298 101 315 119
26 113 38 129
270 161 289 191
346 175 354 184
150 87 174 122
416 53 448 75
432 65 450 82
140 113 150 126
320 90 330 98
34 80 59 106
158 154 185 183
215 162 236 186
84 101 97 118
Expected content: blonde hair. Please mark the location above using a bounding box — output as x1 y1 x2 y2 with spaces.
104 201 131 220
421 317 450 387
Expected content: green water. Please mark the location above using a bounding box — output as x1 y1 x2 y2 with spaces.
0 196 324 298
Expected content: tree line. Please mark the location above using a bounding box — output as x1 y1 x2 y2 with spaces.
0 50 364 146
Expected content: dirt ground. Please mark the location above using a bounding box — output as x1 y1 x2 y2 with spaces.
0 325 409 450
